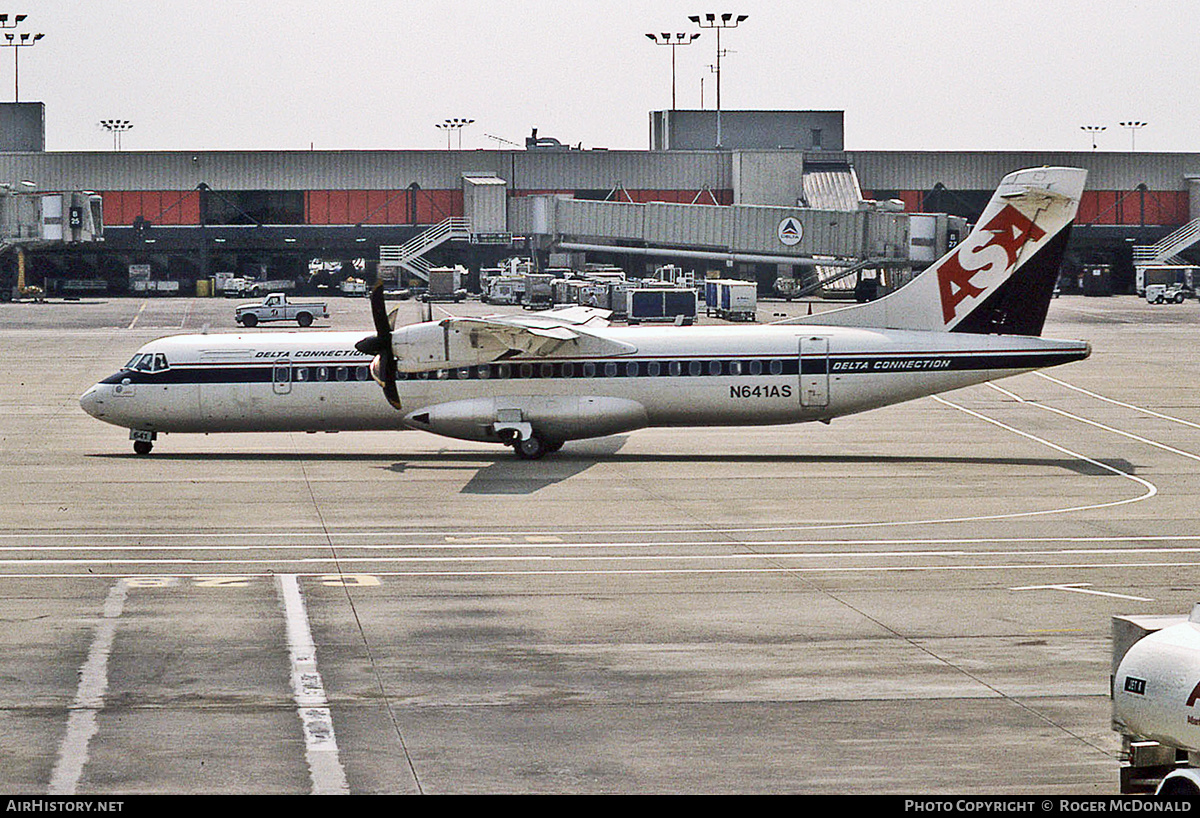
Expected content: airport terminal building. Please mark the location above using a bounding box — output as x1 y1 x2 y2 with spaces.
2 105 1198 297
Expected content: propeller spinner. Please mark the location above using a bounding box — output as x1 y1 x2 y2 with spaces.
355 282 403 410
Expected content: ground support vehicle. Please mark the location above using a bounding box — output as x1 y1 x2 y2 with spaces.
1112 608 1200 795
1145 283 1194 304
234 293 329 327
481 275 523 305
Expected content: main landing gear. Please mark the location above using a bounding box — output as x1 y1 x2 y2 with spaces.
498 428 563 460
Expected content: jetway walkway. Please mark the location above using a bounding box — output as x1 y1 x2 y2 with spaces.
378 168 962 294
508 193 913 276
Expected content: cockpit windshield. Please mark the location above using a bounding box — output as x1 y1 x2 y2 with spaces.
123 352 170 372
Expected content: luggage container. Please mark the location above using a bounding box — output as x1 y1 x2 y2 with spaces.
703 279 756 319
522 273 555 310
1082 264 1112 297
716 280 757 321
627 287 697 324
423 266 467 302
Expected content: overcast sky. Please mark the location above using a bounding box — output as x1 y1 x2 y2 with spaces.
17 1 1193 154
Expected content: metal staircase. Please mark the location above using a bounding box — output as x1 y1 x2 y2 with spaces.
1133 218 1200 266
379 218 470 282
787 257 906 300
800 158 867 293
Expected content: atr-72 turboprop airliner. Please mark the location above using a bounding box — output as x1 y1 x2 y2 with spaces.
80 167 1090 459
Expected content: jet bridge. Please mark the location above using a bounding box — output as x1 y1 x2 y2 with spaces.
382 168 955 297
1 188 104 299
508 192 914 288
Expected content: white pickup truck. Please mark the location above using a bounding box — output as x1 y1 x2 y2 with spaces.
235 293 329 327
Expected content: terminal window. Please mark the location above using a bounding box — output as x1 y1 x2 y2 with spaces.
202 190 305 225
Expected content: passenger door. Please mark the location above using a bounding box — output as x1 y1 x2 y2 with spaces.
799 336 829 408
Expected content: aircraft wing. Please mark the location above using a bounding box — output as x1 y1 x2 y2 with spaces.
393 310 635 373
484 305 614 328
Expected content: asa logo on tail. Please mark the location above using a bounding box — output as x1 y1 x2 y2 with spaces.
937 204 1047 325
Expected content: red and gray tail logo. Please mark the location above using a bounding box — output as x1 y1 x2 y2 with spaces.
937 204 1047 326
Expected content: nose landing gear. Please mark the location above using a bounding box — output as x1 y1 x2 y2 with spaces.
130 429 157 456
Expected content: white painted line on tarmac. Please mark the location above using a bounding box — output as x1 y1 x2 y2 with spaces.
990 381 1200 465
932 394 1157 514
48 580 128 795
277 574 349 795
1010 583 1154 602
10 536 1200 553
9 558 1200 580
5 548 1200 568
1036 372 1200 433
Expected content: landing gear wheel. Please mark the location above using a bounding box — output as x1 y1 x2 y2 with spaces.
514 435 547 460
133 440 153 455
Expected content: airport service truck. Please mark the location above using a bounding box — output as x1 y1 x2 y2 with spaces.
1111 606 1200 796
481 275 523 305
234 293 329 327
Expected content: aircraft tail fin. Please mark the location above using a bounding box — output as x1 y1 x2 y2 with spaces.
791 167 1086 336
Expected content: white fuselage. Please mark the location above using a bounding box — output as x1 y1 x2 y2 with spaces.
80 323 1090 445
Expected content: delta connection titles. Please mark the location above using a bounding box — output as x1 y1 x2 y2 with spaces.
905 801 1192 813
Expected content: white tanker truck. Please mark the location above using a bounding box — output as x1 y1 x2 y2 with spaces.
1112 604 1200 795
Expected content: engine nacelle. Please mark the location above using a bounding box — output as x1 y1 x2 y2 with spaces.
392 321 488 373
404 396 649 443
1113 607 1200 755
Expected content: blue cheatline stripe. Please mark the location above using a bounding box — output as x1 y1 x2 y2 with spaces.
102 349 1087 386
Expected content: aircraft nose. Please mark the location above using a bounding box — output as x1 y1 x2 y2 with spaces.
79 384 105 419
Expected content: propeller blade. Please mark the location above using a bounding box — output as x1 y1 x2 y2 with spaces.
355 282 392 355
371 281 392 337
381 356 402 410
360 281 402 411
